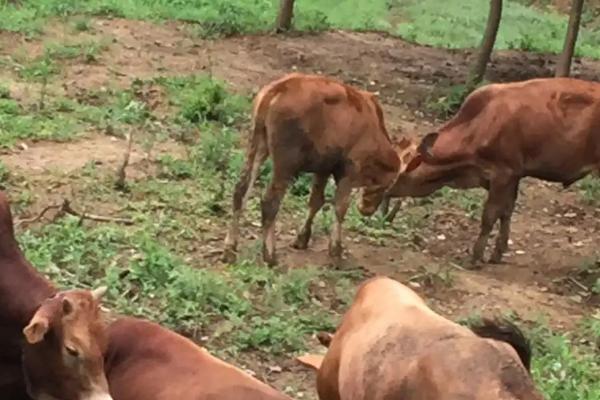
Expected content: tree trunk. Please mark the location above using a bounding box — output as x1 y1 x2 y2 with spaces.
556 0 585 77
276 0 295 32
469 0 503 87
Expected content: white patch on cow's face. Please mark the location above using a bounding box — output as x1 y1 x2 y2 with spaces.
84 387 114 400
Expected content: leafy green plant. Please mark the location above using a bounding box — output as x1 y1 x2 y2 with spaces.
577 175 600 205
0 85 11 99
160 75 249 126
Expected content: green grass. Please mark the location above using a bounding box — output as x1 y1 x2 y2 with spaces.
19 216 349 355
3 0 600 58
460 314 600 400
577 175 600 205
394 0 600 58
0 84 157 147
530 321 600 400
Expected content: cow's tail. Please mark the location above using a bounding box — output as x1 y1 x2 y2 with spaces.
469 317 533 372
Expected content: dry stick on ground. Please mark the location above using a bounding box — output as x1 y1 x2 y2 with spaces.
15 204 63 227
16 199 134 227
115 130 134 190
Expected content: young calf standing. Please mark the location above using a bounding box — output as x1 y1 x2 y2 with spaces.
298 277 544 400
223 73 415 266
387 77 600 264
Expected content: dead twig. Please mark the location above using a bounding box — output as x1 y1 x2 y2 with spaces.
568 276 590 293
115 130 134 191
15 204 63 227
61 200 134 225
16 199 134 228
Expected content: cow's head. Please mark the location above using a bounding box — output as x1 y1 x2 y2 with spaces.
22 287 113 400
358 136 423 216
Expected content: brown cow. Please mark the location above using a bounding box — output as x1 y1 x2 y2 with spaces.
297 276 544 400
0 191 55 400
385 77 600 264
22 288 293 400
223 73 420 266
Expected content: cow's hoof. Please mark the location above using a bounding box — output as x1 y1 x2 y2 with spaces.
328 243 343 259
262 248 278 267
468 257 484 270
222 247 237 264
291 233 310 250
489 252 504 264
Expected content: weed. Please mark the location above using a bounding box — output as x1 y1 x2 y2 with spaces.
45 40 108 63
19 55 58 82
428 187 484 220
529 322 600 400
409 265 455 288
0 85 10 99
577 175 600 205
159 75 249 126
73 17 92 32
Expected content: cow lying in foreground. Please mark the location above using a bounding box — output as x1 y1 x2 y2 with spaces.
0 191 55 400
22 288 293 400
385 77 600 264
223 72 419 266
298 277 544 400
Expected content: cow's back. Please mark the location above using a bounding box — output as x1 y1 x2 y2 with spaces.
396 336 541 400
431 78 600 184
317 278 471 400
105 317 290 400
256 74 395 175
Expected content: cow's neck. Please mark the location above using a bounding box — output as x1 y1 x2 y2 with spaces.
0 224 55 325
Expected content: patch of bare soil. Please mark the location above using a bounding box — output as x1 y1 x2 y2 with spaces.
3 18 600 398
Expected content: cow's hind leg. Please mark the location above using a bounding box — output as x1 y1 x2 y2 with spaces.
490 180 519 264
293 173 329 250
223 140 268 263
472 175 517 266
261 172 292 266
329 176 353 265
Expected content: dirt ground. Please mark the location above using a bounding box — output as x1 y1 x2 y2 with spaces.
2 18 600 398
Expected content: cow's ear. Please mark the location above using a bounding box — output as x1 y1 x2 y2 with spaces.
418 132 439 160
24 316 49 344
317 331 333 348
405 154 423 173
296 354 324 371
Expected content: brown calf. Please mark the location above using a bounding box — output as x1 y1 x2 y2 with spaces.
297 276 544 400
23 288 112 400
0 191 55 400
386 77 600 264
223 73 419 266
22 289 293 400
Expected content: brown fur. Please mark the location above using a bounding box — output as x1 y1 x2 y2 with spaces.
23 297 292 400
298 277 544 400
105 317 292 400
388 77 600 264
22 289 110 400
0 191 55 400
223 73 417 266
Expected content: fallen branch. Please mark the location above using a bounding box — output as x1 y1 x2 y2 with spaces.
61 200 134 225
567 276 589 293
16 199 134 227
15 204 63 227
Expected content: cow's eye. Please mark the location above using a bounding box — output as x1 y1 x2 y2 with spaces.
65 345 79 358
